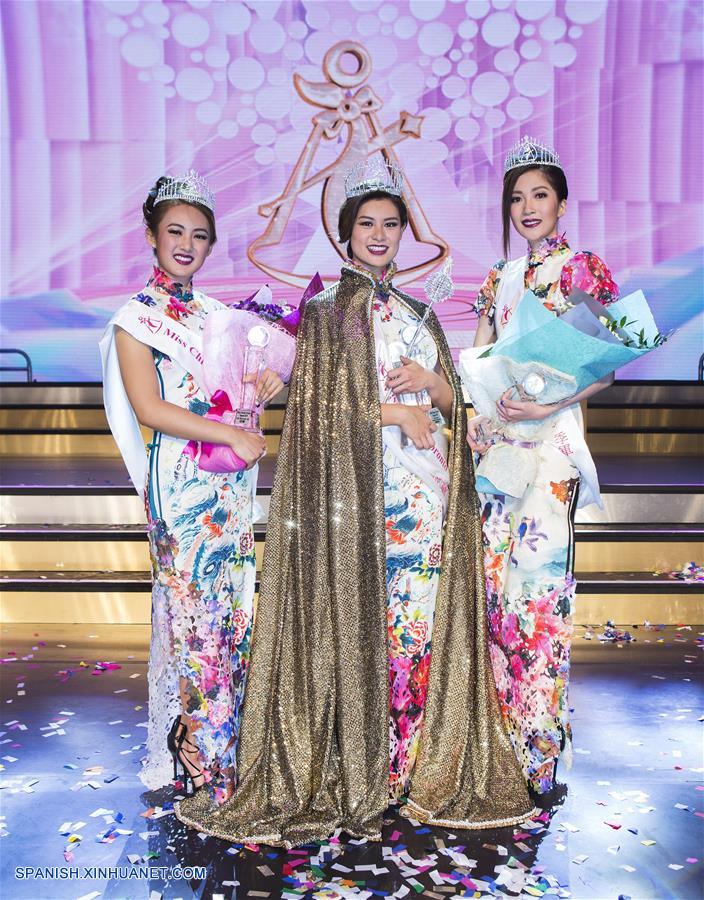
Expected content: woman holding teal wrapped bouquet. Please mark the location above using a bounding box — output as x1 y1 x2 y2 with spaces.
466 137 620 799
100 171 288 803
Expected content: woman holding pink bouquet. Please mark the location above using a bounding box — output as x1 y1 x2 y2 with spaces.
100 171 289 803
466 138 620 801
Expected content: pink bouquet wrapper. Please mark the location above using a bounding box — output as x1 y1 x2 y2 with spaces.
183 276 322 473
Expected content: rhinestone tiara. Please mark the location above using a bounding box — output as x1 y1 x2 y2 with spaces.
504 136 562 174
154 169 215 212
344 158 404 199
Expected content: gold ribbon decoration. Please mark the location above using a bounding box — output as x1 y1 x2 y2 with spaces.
247 41 449 289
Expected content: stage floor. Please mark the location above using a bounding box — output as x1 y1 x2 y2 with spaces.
0 625 701 900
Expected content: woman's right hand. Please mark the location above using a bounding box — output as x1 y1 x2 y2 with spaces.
397 404 437 450
467 416 492 455
228 427 266 469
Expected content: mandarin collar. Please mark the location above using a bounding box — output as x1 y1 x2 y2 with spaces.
527 232 570 267
147 265 195 302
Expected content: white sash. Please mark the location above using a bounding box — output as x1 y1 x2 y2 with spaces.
374 298 450 515
100 299 261 506
491 256 601 509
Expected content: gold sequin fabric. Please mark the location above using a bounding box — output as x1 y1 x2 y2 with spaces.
175 266 534 845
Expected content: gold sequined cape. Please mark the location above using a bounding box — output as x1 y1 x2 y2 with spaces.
175 265 534 846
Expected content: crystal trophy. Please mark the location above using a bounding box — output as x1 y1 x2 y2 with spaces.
386 258 454 444
234 325 270 430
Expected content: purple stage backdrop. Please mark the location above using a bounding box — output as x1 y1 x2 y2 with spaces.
1 0 702 381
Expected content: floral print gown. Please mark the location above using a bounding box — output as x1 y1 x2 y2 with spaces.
474 235 618 793
137 268 257 800
371 272 448 799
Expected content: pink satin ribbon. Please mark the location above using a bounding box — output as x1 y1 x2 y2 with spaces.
183 389 253 474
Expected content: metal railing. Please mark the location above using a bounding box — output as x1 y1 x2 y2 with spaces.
0 349 34 382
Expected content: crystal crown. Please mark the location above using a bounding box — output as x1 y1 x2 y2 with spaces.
344 158 405 199
504 136 562 174
154 169 215 212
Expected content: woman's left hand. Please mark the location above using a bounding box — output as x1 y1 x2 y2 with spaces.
385 356 436 395
496 388 551 423
255 368 284 406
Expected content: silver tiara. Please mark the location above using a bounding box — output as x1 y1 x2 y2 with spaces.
504 136 562 174
344 158 404 199
154 169 215 212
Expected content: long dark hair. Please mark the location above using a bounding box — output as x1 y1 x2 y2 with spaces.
337 190 409 259
501 164 568 257
142 176 217 245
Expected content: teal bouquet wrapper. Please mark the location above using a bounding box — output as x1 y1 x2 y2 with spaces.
459 288 666 499
484 288 663 394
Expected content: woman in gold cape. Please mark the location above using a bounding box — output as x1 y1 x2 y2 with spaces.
176 187 534 848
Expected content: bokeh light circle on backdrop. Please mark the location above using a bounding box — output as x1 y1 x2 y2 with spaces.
196 100 221 125
513 60 552 97
540 16 566 41
410 0 446 21
227 56 265 92
494 47 520 72
217 119 239 138
471 71 510 107
458 58 478 78
515 0 553 21
421 107 452 140
174 67 214 102
103 0 139 14
252 123 277 146
506 95 534 120
389 62 425 99
205 46 229 68
250 19 286 53
520 40 542 60
172 12 210 47
237 108 257 127
107 18 129 38
442 75 468 99
549 42 577 67
458 18 478 38
255 146 275 165
152 64 175 84
565 0 608 25
465 1 490 20
121 32 161 67
211 1 251 35
394 16 418 39
418 22 454 56
455 116 480 141
481 11 520 47
255 86 292 120
142 3 170 26
433 57 452 76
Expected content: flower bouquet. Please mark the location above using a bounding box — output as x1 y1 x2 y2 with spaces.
459 288 667 497
183 274 322 473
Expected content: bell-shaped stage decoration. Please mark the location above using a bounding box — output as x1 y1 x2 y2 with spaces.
247 40 449 288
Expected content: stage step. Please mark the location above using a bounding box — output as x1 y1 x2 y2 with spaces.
1 381 701 626
0 428 282 457
0 405 285 430
1 523 700 575
0 570 699 625
586 429 702 456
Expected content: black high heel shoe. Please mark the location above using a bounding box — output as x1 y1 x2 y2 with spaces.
167 716 186 780
168 716 205 796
